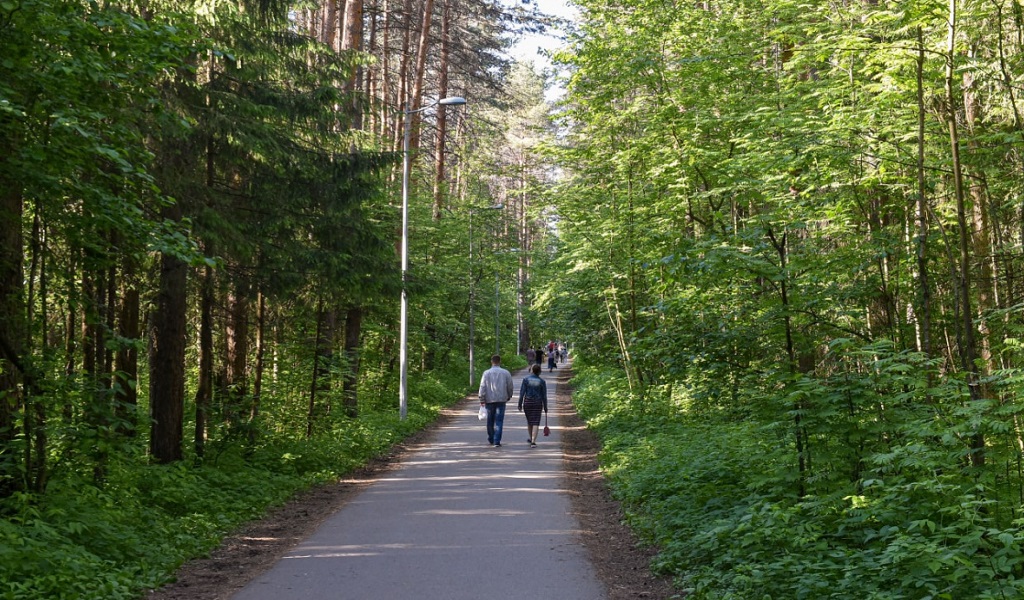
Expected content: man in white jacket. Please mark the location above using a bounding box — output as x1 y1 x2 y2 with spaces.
478 354 514 447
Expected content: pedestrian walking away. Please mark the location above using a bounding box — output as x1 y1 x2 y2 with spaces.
548 348 558 372
518 364 548 447
478 354 514 446
534 348 544 367
526 347 536 365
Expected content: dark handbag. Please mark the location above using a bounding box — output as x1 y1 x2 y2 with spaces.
543 413 550 437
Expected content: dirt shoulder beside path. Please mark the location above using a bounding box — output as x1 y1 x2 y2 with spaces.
146 364 679 600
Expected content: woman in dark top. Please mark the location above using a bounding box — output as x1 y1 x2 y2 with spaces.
518 364 548 447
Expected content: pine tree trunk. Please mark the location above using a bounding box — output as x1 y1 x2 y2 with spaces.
308 300 335 438
113 255 140 437
225 282 250 427
343 306 362 418
342 0 364 127
250 290 267 444
0 146 24 497
149 204 187 464
431 0 451 220
915 26 932 358
409 0 435 151
194 263 214 457
396 0 413 151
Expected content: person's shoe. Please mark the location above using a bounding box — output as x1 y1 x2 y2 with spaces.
494 443 501 447
531 443 537 448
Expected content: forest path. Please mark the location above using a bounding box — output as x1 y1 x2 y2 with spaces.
229 360 606 600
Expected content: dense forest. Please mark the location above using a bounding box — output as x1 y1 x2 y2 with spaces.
553 0 1024 597
0 0 555 595
8 0 1024 596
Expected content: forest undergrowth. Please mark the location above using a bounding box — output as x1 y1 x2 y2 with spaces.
0 356 526 600
571 356 1024 600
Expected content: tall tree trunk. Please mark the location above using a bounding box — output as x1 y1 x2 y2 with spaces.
378 0 392 141
915 26 932 358
963 61 997 392
367 0 380 135
194 263 214 457
113 256 140 437
149 203 187 464
324 0 339 50
308 300 335 438
342 306 362 418
82 269 97 382
342 0 364 128
945 0 984 466
103 259 116 385
250 289 267 444
767 227 808 498
396 0 413 152
518 157 530 354
225 281 250 427
409 0 436 151
431 0 452 220
0 143 24 497
28 201 47 491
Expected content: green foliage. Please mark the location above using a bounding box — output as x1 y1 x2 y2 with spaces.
571 345 1024 599
548 0 1024 595
0 374 467 599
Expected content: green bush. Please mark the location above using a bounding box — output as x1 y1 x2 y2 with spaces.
571 352 1024 600
0 362 470 599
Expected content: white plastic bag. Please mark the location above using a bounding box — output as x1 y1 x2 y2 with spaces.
478 405 487 420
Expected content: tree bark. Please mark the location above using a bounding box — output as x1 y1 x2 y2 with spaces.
396 0 413 152
149 205 187 464
945 0 984 466
431 0 452 220
194 263 214 457
342 306 362 418
113 255 140 437
250 289 267 444
409 0 436 151
308 300 336 438
342 0 364 127
915 26 932 358
225 281 250 426
0 140 24 496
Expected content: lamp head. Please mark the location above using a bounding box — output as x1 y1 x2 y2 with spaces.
438 96 468 106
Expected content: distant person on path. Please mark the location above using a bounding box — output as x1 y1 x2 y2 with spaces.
518 364 548 447
526 347 536 365
535 348 545 367
478 354 514 447
547 348 558 372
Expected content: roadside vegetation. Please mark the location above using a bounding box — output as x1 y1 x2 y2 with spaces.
0 0 547 596
550 0 1024 597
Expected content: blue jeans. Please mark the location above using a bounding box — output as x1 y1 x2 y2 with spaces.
484 402 507 445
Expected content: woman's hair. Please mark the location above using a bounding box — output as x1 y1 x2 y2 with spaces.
531 364 541 375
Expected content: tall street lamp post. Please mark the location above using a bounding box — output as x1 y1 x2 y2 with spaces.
468 204 503 389
400 96 467 421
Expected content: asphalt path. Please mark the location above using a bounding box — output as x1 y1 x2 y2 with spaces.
231 361 606 600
